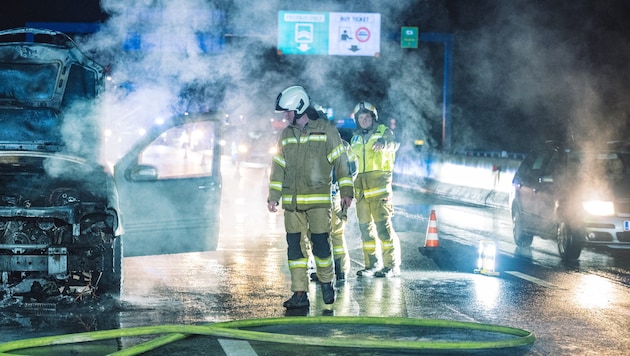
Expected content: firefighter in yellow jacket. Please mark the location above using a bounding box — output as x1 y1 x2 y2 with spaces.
267 86 354 309
350 101 401 278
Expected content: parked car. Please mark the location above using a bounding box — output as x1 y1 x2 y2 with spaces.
511 141 630 260
0 28 222 305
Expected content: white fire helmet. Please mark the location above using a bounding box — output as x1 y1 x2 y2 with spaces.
275 86 310 115
352 101 378 122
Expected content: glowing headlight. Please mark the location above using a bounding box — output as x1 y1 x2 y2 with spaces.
269 146 278 155
582 201 615 216
237 144 249 154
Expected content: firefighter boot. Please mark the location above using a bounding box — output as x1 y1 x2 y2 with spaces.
334 258 345 281
320 282 335 304
356 255 380 277
283 291 309 309
374 266 401 278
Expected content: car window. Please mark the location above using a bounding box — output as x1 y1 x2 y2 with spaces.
0 62 58 101
62 63 99 106
520 150 553 178
139 121 216 179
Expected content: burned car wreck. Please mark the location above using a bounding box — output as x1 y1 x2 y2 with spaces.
0 28 122 304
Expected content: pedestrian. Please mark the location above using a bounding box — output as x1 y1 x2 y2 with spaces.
267 86 354 309
350 101 401 278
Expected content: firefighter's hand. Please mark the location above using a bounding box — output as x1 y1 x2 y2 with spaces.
267 200 278 213
341 196 353 210
372 139 385 152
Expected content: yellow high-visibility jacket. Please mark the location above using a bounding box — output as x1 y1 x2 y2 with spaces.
268 114 354 211
350 123 399 201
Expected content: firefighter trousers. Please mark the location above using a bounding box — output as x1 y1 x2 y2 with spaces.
356 196 400 269
285 208 334 292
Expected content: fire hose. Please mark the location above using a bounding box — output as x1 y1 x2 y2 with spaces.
0 316 535 355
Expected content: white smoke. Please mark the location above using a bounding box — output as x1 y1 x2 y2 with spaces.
76 0 443 162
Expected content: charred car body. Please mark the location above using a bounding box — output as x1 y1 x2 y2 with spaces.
0 28 122 303
511 141 630 260
0 28 223 305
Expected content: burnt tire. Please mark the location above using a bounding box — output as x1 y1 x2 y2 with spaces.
512 207 533 248
557 222 582 260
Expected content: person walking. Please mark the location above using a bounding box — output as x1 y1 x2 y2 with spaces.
350 101 401 278
267 86 354 309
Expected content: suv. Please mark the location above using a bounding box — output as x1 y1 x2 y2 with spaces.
511 141 630 260
0 28 223 304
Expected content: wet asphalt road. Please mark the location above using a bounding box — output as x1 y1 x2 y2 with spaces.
2 161 630 355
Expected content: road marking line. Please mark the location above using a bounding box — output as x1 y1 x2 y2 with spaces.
505 271 561 289
444 305 478 322
218 338 258 355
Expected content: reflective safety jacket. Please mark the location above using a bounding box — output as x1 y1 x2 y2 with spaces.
350 123 399 201
268 114 354 211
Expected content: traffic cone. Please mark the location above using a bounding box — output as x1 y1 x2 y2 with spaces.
424 210 439 248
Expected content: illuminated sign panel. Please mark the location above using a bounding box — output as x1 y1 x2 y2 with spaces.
278 11 380 57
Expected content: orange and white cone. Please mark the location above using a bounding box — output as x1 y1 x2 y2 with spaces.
424 210 439 248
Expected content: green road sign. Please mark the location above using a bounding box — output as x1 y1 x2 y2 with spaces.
401 26 418 48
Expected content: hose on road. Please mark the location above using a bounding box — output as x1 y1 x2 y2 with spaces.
0 316 535 355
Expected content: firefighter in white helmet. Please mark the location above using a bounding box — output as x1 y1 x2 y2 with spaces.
267 85 354 309
350 101 401 278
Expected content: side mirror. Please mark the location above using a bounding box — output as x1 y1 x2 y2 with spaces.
128 164 159 181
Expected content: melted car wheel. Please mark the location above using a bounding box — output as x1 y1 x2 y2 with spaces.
556 222 582 260
512 207 533 248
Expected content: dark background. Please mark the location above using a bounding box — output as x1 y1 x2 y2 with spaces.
2 0 630 153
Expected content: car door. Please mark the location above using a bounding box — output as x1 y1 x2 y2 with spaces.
114 112 222 256
514 149 554 235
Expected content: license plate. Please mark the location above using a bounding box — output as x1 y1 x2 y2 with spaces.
625 220 630 231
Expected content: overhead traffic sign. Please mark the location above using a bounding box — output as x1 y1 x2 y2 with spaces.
278 11 328 55
278 11 380 57
328 12 380 56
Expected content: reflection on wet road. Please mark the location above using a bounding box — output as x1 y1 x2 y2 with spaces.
2 161 630 355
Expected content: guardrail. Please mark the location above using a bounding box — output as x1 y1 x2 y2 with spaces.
393 149 524 209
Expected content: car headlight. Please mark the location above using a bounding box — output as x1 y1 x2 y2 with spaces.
237 144 249 154
582 200 615 216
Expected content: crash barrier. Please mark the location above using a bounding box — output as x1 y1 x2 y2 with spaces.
0 316 535 354
393 149 523 209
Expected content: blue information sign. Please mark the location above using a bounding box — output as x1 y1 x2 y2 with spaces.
278 11 329 55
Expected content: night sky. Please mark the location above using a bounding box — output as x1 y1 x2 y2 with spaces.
2 0 630 153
